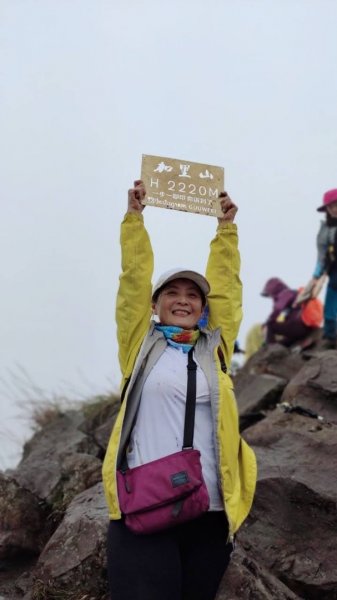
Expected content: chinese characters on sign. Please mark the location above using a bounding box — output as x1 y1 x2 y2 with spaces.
141 155 224 217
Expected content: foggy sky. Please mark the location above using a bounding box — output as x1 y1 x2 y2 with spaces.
1 0 337 467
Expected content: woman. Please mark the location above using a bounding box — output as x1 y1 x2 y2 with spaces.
103 180 257 600
312 188 337 349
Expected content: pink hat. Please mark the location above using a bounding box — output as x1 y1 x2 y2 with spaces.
317 188 337 212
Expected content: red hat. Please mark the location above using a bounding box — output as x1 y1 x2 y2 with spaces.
317 188 337 212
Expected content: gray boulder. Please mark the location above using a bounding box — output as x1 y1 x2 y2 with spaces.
29 482 109 600
0 473 49 559
217 544 301 599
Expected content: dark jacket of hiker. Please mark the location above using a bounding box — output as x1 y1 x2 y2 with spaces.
261 279 297 323
261 278 312 346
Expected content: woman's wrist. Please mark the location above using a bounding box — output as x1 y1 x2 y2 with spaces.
217 222 237 231
124 211 144 222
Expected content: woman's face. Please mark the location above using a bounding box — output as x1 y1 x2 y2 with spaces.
152 278 204 329
327 200 337 218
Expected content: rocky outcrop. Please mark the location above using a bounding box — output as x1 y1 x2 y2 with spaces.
31 483 109 600
233 343 337 600
0 344 337 599
0 473 50 559
217 545 300 600
0 397 117 600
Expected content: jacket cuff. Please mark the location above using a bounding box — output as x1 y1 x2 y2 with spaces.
123 212 144 223
216 222 238 232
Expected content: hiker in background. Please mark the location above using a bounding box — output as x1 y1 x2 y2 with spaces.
103 180 257 600
261 278 318 347
311 188 337 349
244 323 266 361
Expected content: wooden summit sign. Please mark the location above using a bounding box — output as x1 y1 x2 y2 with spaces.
141 154 224 217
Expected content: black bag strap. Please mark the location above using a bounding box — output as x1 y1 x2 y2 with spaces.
182 347 198 449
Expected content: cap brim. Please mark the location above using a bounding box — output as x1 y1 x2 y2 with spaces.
152 269 210 301
317 205 326 212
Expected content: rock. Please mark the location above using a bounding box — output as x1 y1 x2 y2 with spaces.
0 473 50 559
238 478 337 600
79 396 120 457
0 558 36 600
242 402 337 599
281 351 337 422
240 343 305 380
54 453 103 510
244 409 337 500
235 372 288 415
13 411 102 507
31 482 109 600
216 544 301 599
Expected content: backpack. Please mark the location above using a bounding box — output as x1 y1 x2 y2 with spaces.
300 295 323 327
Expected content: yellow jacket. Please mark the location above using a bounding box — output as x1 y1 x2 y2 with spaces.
102 212 257 536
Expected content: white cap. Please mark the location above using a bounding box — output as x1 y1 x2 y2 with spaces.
152 267 210 301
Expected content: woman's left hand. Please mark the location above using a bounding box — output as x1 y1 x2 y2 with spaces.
217 192 238 225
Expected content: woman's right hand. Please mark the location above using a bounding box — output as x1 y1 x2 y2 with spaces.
128 180 146 214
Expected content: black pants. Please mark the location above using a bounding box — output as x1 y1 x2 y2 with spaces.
107 511 233 600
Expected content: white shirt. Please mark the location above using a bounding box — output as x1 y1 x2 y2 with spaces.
127 345 223 510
